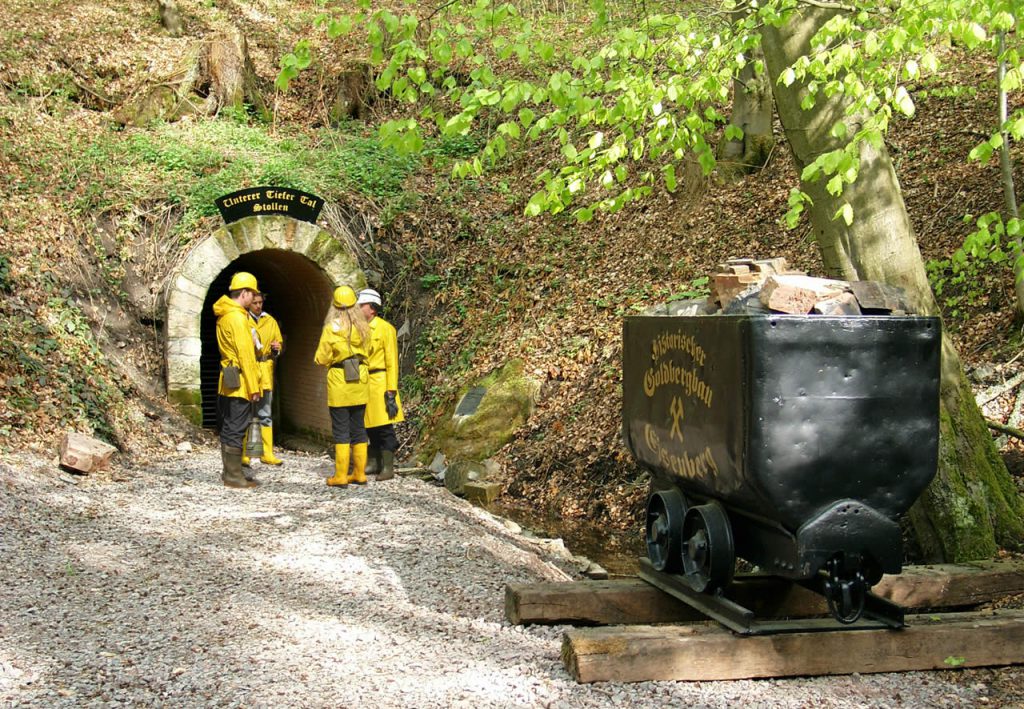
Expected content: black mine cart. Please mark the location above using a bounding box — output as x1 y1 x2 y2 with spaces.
622 314 942 633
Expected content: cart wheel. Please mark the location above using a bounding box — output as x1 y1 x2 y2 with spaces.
645 489 686 572
681 501 735 593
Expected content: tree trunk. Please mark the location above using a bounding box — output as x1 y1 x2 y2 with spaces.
719 13 774 180
157 0 183 36
760 7 1024 561
997 32 1024 316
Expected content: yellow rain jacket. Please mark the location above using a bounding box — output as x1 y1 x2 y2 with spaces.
252 312 283 393
314 319 369 407
214 295 262 400
364 316 405 428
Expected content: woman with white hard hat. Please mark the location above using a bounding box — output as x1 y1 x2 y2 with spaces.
357 287 405 481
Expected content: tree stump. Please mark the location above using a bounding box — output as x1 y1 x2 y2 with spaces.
329 62 374 124
196 28 269 119
114 27 268 126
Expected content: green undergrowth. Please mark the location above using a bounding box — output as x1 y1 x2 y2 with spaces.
1 98 470 243
0 268 129 447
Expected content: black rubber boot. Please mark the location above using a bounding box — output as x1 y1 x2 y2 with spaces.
222 444 259 489
376 450 396 481
364 446 381 475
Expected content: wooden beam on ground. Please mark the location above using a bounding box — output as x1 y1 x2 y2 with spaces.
505 579 702 626
506 559 1024 626
562 610 1024 683
875 560 1024 608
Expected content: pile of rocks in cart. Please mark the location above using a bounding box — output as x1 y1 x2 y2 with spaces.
652 257 915 316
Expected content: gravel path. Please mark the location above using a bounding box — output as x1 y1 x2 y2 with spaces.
0 448 1015 707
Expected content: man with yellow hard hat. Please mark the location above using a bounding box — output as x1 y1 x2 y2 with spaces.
242 290 285 468
213 271 263 489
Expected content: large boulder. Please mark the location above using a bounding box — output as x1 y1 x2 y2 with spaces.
423 359 540 464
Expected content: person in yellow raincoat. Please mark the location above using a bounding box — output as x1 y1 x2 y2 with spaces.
314 285 371 487
357 288 404 481
242 291 285 467
213 271 263 489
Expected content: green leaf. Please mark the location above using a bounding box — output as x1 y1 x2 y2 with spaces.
864 31 879 55
525 191 547 216
835 202 854 226
969 141 994 163
432 43 453 66
1003 68 1022 93
663 163 677 192
327 16 353 38
574 207 594 222
498 121 521 139
801 160 821 182
275 66 297 92
444 112 473 136
781 67 796 87
519 107 535 128
697 150 715 175
894 86 915 117
474 89 501 106
408 66 427 85
724 124 744 141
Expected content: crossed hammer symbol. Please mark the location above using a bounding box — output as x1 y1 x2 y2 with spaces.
669 396 685 442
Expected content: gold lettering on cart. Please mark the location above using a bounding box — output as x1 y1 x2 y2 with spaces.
650 331 706 366
643 424 717 480
642 359 713 408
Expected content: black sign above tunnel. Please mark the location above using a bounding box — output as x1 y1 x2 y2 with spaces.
215 186 324 225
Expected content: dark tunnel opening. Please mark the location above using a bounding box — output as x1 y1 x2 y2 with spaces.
199 249 337 440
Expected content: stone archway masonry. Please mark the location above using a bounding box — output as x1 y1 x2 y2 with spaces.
165 214 363 425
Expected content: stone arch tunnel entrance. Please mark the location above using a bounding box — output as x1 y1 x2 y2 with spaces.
165 215 365 441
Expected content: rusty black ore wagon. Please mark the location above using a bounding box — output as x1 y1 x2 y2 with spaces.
622 313 942 632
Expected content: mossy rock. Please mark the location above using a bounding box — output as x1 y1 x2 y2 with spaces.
114 86 179 126
444 459 487 496
424 359 540 463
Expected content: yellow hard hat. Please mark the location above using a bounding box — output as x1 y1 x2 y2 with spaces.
333 285 357 308
229 271 259 292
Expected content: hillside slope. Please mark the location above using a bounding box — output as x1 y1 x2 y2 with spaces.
1 0 1021 537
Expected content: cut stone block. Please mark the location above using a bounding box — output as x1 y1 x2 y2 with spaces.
463 481 502 504
59 432 117 474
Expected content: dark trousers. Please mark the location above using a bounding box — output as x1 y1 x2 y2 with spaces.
219 395 252 448
367 424 399 452
330 405 367 444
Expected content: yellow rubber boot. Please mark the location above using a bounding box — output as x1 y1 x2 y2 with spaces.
260 427 283 465
351 442 368 485
327 444 350 487
241 437 250 467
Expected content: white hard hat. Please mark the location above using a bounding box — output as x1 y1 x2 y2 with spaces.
357 288 382 306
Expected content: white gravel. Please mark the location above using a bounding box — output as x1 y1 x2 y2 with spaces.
0 448 1007 707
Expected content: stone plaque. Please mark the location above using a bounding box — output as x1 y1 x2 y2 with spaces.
454 386 487 417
